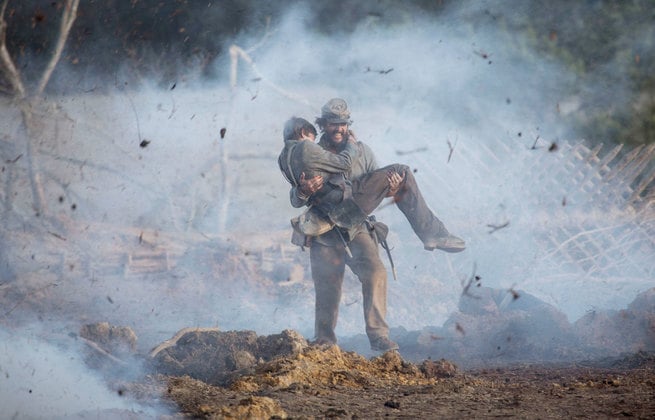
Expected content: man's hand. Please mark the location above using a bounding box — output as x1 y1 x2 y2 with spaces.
299 172 324 196
386 170 404 197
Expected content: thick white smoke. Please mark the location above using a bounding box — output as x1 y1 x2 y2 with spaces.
1 1 652 373
0 329 155 419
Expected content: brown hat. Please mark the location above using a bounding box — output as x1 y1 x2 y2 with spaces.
320 98 352 124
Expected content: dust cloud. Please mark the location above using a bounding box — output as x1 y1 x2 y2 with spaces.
1 2 653 415
0 329 157 419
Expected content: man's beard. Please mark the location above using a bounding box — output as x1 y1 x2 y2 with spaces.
326 130 347 151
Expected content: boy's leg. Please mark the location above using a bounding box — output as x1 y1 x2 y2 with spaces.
353 164 465 252
349 167 394 214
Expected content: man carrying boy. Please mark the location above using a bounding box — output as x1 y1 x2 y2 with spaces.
278 111 465 252
277 98 464 352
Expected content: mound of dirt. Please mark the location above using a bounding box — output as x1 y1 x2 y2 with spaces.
574 287 655 355
148 328 308 386
146 327 456 390
229 345 457 393
118 341 460 419
116 339 654 419
53 286 655 417
385 286 655 367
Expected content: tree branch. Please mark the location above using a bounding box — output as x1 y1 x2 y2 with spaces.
36 0 80 95
229 44 312 107
0 0 25 98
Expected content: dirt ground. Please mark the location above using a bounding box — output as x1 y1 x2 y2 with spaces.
3 225 653 419
83 327 653 420
115 344 655 419
3 280 654 419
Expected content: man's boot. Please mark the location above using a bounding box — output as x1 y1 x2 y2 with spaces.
370 336 399 352
423 234 466 253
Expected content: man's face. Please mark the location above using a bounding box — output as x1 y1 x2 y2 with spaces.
325 122 349 145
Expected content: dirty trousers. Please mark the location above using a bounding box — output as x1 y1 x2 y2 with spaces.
349 163 449 243
310 230 388 344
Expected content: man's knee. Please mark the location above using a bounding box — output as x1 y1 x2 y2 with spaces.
360 259 387 287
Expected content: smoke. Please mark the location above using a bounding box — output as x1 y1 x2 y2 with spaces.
223 2 652 329
1 0 653 384
0 328 157 419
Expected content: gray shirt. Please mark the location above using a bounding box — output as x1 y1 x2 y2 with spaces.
278 138 358 199
281 134 380 245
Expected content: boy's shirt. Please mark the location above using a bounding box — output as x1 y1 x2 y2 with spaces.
278 138 358 186
279 136 381 245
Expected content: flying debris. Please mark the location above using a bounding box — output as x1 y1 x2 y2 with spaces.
364 67 394 74
474 49 491 59
473 49 492 64
462 264 482 298
395 146 427 156
446 138 457 163
6 154 22 163
487 221 509 233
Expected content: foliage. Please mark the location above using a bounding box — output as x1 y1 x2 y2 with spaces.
2 0 287 89
484 0 655 146
1 0 654 145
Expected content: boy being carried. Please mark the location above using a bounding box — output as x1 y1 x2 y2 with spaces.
278 116 464 253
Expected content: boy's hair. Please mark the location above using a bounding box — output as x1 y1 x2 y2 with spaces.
283 117 317 141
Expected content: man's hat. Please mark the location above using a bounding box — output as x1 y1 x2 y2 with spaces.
320 98 352 124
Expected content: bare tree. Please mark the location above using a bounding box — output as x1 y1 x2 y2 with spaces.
0 0 80 218
0 0 26 98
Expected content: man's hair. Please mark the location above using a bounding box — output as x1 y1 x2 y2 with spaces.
283 117 317 141
314 116 327 131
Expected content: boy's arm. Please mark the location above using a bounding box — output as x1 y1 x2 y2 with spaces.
290 185 309 208
300 139 358 175
289 172 324 208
